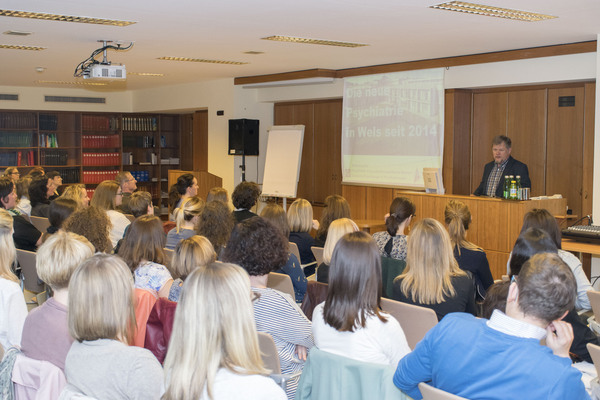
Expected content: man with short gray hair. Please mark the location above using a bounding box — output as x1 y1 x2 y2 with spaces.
393 252 589 400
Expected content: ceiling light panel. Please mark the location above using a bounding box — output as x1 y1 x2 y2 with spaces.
0 44 45 50
128 72 165 77
3 30 32 36
262 36 368 48
0 9 136 26
35 80 108 86
430 2 557 22
157 57 248 65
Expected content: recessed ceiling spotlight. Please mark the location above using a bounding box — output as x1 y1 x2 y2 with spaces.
244 51 264 55
35 66 45 73
430 1 557 22
3 30 32 36
262 35 368 48
0 9 136 26
157 56 248 65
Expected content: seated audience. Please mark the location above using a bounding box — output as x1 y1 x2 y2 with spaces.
63 254 163 399
0 208 28 349
197 200 234 256
312 231 410 365
115 171 137 214
0 177 41 251
316 218 358 284
15 176 32 216
90 180 131 248
21 231 94 370
394 253 588 400
119 215 173 298
288 198 318 274
162 262 286 400
168 235 217 302
391 218 476 321
517 208 593 311
167 173 198 221
166 196 204 250
26 166 45 179
127 190 154 218
372 197 415 261
444 200 493 300
222 217 314 399
41 198 78 243
59 184 89 209
260 202 307 302
29 175 51 217
46 170 62 200
231 181 261 223
63 205 112 253
206 186 229 205
314 195 351 247
3 166 20 182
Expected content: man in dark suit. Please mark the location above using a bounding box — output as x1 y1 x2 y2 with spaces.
473 135 530 197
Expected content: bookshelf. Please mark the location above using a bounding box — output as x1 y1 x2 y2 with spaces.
0 110 183 215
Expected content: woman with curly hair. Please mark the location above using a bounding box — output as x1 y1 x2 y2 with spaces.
167 173 198 221
222 217 314 399
118 215 173 298
197 200 234 256
314 195 351 247
60 184 90 209
63 205 113 253
372 197 415 261
90 180 130 248
231 181 261 223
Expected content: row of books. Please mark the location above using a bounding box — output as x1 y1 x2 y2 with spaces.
0 113 36 129
123 135 155 148
129 170 151 182
40 149 69 166
82 115 119 132
40 133 59 148
0 151 35 166
82 170 119 184
0 132 34 148
123 117 157 132
82 153 120 166
53 168 80 184
39 114 59 131
82 135 120 148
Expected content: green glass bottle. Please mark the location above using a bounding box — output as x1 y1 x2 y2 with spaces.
509 180 518 200
503 175 510 199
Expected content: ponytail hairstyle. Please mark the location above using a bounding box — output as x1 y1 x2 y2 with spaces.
385 197 415 237
168 173 196 215
444 200 481 255
174 196 205 233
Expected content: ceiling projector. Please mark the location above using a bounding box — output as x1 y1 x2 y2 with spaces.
83 64 126 80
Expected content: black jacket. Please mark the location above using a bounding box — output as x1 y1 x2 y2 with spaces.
473 156 530 197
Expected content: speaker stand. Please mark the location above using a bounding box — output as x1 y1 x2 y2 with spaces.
239 152 246 182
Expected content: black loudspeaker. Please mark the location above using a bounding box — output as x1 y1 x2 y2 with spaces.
228 119 259 156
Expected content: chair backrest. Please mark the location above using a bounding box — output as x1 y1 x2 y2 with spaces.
587 342 600 377
588 290 600 322
163 248 174 269
418 382 468 400
29 216 50 233
267 272 295 301
257 332 281 374
311 246 324 266
16 249 45 293
132 288 158 347
12 352 67 400
124 213 136 223
380 298 438 350
163 221 176 235
289 242 301 264
380 256 406 299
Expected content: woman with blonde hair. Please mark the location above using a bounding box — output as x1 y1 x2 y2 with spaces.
118 215 173 298
444 200 493 300
168 235 217 302
260 202 307 302
316 218 359 283
63 254 163 399
3 166 20 182
314 195 351 247
372 197 415 261
59 184 90 209
162 262 286 400
391 218 476 321
0 208 28 349
288 198 318 274
313 231 410 365
166 196 205 250
90 180 130 248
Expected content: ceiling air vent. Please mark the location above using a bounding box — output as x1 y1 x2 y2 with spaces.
0 94 18 101
44 95 105 104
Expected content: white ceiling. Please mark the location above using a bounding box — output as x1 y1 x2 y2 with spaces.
0 0 599 92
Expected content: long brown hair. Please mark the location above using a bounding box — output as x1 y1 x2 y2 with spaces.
118 215 166 272
317 195 351 239
323 231 387 332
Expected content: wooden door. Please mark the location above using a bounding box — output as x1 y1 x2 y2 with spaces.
314 100 342 203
